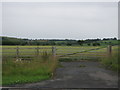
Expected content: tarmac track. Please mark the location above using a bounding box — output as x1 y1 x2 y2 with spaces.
7 61 118 90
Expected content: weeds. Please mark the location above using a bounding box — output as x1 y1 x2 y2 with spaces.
100 51 119 72
2 52 57 85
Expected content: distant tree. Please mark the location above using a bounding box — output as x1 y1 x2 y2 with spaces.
103 37 117 40
113 37 117 40
92 42 100 46
67 43 72 46
50 41 56 45
87 43 91 46
77 40 84 46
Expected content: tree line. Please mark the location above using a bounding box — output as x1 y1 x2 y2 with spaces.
1 36 118 46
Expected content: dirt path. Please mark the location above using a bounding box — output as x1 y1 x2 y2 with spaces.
9 61 118 89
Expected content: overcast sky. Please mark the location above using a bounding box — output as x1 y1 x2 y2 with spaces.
2 2 118 40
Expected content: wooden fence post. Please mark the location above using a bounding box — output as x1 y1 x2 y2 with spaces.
16 46 19 58
52 46 56 57
36 46 39 56
107 45 112 57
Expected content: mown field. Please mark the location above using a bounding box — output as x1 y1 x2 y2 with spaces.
2 45 108 57
2 45 119 85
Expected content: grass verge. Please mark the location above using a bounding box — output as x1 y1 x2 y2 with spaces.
2 54 57 85
58 56 100 62
100 50 119 72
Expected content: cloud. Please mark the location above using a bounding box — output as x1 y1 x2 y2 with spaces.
2 2 118 39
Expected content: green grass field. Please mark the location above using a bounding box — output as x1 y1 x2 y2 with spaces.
2 45 119 85
2 45 108 57
2 45 118 64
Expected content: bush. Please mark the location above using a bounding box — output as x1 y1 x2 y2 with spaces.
87 43 91 46
92 42 100 46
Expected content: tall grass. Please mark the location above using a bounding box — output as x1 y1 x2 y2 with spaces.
2 52 57 85
100 50 119 72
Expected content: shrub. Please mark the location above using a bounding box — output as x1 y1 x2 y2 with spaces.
92 42 100 46
87 43 91 46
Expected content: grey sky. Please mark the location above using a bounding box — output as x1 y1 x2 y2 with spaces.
2 2 118 40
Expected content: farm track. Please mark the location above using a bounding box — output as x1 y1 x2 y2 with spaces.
6 61 118 89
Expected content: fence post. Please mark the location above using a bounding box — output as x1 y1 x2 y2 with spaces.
52 46 56 57
107 45 112 57
16 46 19 58
36 46 39 56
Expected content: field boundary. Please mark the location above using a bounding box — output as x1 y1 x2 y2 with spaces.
2 45 114 59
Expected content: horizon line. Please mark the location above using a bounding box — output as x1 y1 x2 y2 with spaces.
1 35 118 40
